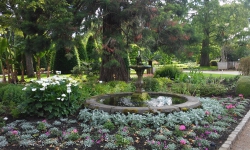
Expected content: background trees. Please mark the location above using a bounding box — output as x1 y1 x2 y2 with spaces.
189 0 250 66
1 0 250 82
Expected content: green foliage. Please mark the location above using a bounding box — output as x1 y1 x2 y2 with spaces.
115 134 131 147
103 120 115 130
71 61 92 77
53 47 78 74
0 84 24 104
235 76 250 97
177 69 205 84
19 77 82 119
37 122 47 131
0 84 24 118
143 77 160 92
171 82 227 97
239 56 250 75
210 60 218 66
154 66 182 79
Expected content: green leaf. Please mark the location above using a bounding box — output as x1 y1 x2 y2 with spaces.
35 103 42 108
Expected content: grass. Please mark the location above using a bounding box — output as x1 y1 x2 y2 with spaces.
202 73 237 78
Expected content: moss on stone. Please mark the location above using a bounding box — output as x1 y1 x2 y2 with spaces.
123 109 138 114
131 92 151 102
235 76 250 97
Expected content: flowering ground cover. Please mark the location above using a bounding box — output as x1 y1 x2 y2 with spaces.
0 95 249 150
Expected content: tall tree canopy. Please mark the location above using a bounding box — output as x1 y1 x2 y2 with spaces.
189 0 250 66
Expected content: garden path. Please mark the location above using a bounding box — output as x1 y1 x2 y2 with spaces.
220 109 250 150
231 119 250 150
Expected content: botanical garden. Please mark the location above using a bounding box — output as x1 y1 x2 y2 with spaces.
1 0 250 150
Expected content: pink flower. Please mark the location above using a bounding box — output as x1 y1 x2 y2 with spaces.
11 130 18 135
73 129 78 133
226 104 235 109
42 119 47 123
179 125 186 131
239 94 243 97
205 110 210 115
180 139 186 145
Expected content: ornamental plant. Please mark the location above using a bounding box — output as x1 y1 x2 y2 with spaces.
19 76 82 119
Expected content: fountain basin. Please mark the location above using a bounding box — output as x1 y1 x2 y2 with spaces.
85 92 201 114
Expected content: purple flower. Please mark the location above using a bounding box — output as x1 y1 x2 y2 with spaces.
45 131 50 136
96 140 101 144
179 125 186 130
205 131 211 135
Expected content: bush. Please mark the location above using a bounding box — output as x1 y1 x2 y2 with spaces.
235 76 250 97
239 56 250 75
0 84 25 118
19 76 83 119
0 84 24 104
171 82 227 97
154 66 182 79
143 77 160 92
210 60 218 66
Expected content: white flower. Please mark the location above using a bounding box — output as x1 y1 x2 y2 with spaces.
57 98 61 100
67 83 71 87
61 94 66 97
36 80 43 84
32 88 37 91
40 87 45 91
3 117 8 120
61 98 64 101
67 87 72 93
22 87 27 91
42 83 48 87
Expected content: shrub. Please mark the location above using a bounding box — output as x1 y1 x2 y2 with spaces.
143 77 160 92
200 83 227 96
107 81 134 93
235 76 250 97
0 84 24 118
239 56 250 75
19 76 82 119
154 66 182 79
0 84 24 104
171 82 227 97
210 60 218 66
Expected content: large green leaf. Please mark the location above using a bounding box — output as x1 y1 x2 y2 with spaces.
0 37 8 55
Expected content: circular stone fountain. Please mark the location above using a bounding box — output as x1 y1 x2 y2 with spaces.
85 54 201 114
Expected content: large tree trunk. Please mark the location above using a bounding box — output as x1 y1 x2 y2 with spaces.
25 52 35 77
99 2 129 82
199 1 210 67
200 38 210 66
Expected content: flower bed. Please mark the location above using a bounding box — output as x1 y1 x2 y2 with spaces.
0 96 249 150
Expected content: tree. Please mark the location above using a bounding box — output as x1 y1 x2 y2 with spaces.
189 0 250 66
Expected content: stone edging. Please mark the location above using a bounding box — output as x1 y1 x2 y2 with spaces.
85 92 201 114
219 109 250 150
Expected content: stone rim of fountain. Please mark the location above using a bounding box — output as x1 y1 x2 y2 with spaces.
85 92 201 114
